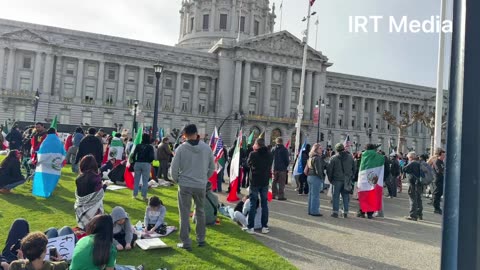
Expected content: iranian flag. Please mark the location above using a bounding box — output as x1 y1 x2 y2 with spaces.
227 130 243 202
357 150 385 212
124 125 143 190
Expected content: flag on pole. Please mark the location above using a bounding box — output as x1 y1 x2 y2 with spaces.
50 116 58 130
108 136 124 161
208 135 225 191
343 135 353 152
309 0 316 6
124 125 143 190
357 149 385 212
32 133 66 198
209 126 218 150
258 130 265 139
247 132 255 145
293 140 307 176
227 130 243 202
285 139 291 149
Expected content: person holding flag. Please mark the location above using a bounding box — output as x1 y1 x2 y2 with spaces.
327 143 355 218
30 122 47 166
245 138 273 234
157 137 173 182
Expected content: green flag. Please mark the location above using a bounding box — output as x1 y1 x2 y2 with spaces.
112 131 117 137
247 132 255 145
258 130 265 139
3 120 8 134
128 124 143 163
50 115 58 130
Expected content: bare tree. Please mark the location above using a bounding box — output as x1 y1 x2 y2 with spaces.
420 112 447 154
383 111 424 154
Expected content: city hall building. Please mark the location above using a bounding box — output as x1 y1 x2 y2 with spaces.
0 0 444 152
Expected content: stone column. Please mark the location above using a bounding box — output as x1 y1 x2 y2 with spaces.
116 64 125 107
241 61 251 114
179 9 185 38
372 98 378 131
304 71 313 120
95 61 105 105
231 0 237 35
137 66 145 102
407 103 412 135
249 3 255 36
359 96 365 129
43 53 54 94
53 56 63 97
233 60 242 111
284 68 293 118
33 52 42 92
210 77 217 113
175 72 182 113
210 0 216 32
75 58 84 99
383 100 390 131
192 74 200 113
312 72 321 114
0 47 4 88
346 95 353 129
263 65 272 116
5 47 16 90
332 94 339 128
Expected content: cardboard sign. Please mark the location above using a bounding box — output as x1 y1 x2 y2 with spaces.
45 234 75 261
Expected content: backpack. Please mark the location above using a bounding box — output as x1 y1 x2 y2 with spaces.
419 162 435 185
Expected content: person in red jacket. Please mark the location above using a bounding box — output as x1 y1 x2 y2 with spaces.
30 122 47 166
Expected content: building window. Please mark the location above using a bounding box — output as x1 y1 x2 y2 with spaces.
183 79 191 90
376 106 380 113
250 85 257 97
339 98 344 109
82 111 92 125
199 103 206 114
200 81 207 92
249 104 256 115
190 17 194 32
105 88 115 105
254 20 260 35
64 82 74 97
326 96 331 107
181 97 189 112
240 16 246 32
127 71 136 83
103 114 113 127
125 90 135 107
19 77 31 91
165 76 173 88
14 106 26 121
352 101 356 110
364 117 368 128
351 118 355 127
23 56 32 69
107 69 116 80
66 63 75 75
85 85 95 103
220 14 228 30
87 65 96 77
147 75 154 85
203 14 209 30
163 95 173 111
365 102 369 112
376 119 380 129
338 115 343 126
326 114 330 126
145 94 153 109
291 89 297 102
60 110 70 125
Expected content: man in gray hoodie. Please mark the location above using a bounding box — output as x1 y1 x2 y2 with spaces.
170 124 215 251
111 206 136 251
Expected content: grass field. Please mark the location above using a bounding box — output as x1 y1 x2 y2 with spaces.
0 156 297 270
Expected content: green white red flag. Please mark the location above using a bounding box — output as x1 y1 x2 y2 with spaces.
227 130 243 202
357 150 384 212
124 125 143 190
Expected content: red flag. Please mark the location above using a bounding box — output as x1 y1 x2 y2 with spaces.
285 139 291 149
310 0 315 6
209 171 218 191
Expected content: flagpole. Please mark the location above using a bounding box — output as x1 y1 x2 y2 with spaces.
279 0 284 31
315 16 319 50
236 1 242 42
294 1 313 158
433 0 447 151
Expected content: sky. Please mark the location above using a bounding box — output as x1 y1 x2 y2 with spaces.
0 0 453 88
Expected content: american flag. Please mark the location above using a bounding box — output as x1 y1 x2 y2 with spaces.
214 136 224 159
344 134 353 152
310 0 316 6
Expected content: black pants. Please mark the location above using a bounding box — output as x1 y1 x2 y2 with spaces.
2 219 29 263
408 183 423 219
433 180 443 210
158 159 170 180
113 232 138 247
358 210 374 218
242 167 250 188
387 175 398 197
298 174 309 194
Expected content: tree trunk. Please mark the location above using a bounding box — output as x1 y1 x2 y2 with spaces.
397 128 406 154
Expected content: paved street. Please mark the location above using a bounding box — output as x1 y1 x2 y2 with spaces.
218 183 441 270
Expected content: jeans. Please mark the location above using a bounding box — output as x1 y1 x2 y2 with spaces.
272 171 287 199
72 163 79 173
248 186 269 229
134 162 151 198
216 168 224 192
408 183 423 218
332 181 350 214
157 159 170 180
433 179 444 210
44 226 77 244
2 179 26 190
178 186 206 247
307 176 323 215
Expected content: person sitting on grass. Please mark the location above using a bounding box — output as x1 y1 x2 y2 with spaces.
111 206 137 251
69 215 144 270
75 155 106 231
0 150 26 194
193 182 220 226
1 219 30 270
8 232 68 270
239 195 263 231
144 196 167 235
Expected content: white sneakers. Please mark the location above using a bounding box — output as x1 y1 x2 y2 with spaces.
261 227 270 234
242 227 270 234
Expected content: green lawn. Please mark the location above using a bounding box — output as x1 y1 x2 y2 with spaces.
0 156 297 270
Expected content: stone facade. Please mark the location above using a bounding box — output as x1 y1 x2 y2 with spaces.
0 0 444 153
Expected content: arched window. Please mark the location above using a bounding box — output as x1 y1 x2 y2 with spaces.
270 128 282 146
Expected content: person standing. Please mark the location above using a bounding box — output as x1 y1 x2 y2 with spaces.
327 143 355 218
388 152 400 198
131 134 155 201
75 128 103 168
245 138 273 234
306 143 326 216
403 152 423 221
70 127 85 173
170 124 215 251
271 137 289 200
298 144 311 195
6 126 23 151
30 122 47 166
430 148 445 215
157 137 173 182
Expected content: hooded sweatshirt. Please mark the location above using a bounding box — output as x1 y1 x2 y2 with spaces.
110 206 133 246
247 146 273 187
170 140 215 189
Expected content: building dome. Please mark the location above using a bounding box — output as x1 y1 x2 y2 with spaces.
177 0 276 51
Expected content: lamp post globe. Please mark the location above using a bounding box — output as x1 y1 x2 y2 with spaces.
153 63 164 140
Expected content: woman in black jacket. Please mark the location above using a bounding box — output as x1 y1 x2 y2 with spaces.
131 134 155 201
0 150 26 194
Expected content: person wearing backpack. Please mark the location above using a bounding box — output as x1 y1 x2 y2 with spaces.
403 152 423 221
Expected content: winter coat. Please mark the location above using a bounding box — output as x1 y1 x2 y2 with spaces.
157 142 172 160
327 151 355 184
0 159 25 188
247 146 273 187
5 129 23 150
271 144 289 171
75 135 103 166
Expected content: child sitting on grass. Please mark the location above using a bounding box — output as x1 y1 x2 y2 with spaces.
111 206 137 251
144 196 167 234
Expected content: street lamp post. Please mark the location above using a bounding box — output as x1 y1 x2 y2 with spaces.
153 63 164 140
132 99 139 136
315 98 325 142
218 112 242 135
33 89 40 122
366 124 373 144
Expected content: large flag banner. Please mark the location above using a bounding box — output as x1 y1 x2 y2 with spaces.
357 150 385 212
343 134 352 152
124 125 143 190
227 131 243 202
293 140 307 176
209 126 218 150
108 137 124 160
208 135 225 191
32 134 66 198
247 132 255 145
